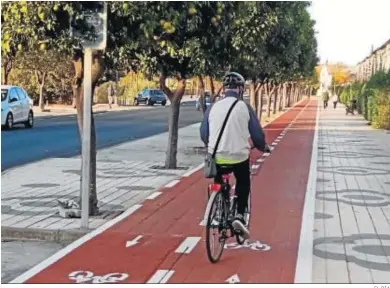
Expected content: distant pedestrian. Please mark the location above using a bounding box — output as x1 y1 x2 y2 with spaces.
107 83 114 109
332 93 338 109
350 97 357 113
322 91 329 109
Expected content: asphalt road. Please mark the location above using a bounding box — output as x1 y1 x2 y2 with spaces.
1 102 202 171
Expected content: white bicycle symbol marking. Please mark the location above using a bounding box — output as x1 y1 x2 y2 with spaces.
224 240 271 251
69 271 128 284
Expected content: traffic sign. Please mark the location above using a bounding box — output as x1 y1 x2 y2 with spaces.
70 2 107 50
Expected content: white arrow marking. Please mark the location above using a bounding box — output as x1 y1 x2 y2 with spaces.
147 270 174 283
125 235 143 248
226 274 240 284
175 237 201 254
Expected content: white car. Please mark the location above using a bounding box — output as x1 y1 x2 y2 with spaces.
1 85 34 129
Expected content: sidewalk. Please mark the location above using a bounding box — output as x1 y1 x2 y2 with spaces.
10 99 318 284
312 103 390 283
1 122 205 240
33 95 196 118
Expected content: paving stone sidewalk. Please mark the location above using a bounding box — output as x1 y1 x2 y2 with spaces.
1 122 205 236
312 103 390 283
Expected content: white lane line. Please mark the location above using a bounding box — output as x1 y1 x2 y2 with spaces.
175 237 201 254
251 164 260 170
146 191 162 200
271 142 278 146
277 136 283 139
263 152 270 157
147 270 175 283
10 204 143 284
165 179 180 188
182 163 204 177
294 100 319 283
275 139 281 142
256 158 265 163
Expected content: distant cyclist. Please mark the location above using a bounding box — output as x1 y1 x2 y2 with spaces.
200 72 271 239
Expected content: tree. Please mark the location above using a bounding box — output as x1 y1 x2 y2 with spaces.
13 50 72 111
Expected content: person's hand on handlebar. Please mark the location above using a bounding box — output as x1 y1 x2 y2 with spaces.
250 143 272 153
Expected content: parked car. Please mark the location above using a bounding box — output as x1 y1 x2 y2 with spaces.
1 85 34 130
196 90 212 111
133 89 167 106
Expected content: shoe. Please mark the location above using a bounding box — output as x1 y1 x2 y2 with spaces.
232 214 250 240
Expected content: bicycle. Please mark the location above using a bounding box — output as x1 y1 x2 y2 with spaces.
204 144 272 263
204 153 266 263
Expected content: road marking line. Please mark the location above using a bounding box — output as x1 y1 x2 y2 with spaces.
10 204 142 284
145 192 162 200
263 152 270 157
277 135 283 139
147 270 175 283
199 219 206 226
175 237 201 254
271 142 278 146
165 179 180 188
182 163 204 177
256 158 265 163
294 100 319 283
275 139 281 142
251 164 260 170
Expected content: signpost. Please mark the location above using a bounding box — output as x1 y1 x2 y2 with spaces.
71 2 107 228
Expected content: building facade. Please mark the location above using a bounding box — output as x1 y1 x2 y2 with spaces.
357 39 390 82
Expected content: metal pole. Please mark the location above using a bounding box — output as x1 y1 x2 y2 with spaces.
81 48 92 229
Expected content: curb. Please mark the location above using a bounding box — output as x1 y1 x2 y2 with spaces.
1 226 90 246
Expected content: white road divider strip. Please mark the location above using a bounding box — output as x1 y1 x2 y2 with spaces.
145 192 162 200
175 237 201 254
147 270 175 283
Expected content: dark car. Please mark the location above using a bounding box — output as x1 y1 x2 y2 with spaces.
133 89 167 106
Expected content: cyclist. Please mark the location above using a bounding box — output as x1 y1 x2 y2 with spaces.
200 72 271 239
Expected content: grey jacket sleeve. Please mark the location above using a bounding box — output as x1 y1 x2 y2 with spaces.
246 103 266 151
200 106 212 146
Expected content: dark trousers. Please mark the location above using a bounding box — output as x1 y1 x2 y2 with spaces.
333 101 337 109
214 159 250 215
323 100 328 108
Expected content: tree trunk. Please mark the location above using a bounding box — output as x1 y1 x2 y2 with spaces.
209 76 215 97
1 59 12 85
160 75 186 169
266 83 274 118
37 71 46 112
256 85 264 121
250 80 257 114
273 84 281 115
72 50 104 216
281 83 287 110
198 76 206 114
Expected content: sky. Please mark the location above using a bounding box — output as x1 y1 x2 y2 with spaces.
307 0 390 66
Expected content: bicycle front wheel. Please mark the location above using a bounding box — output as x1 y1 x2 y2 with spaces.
205 191 227 263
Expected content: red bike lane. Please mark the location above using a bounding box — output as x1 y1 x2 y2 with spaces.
18 98 317 284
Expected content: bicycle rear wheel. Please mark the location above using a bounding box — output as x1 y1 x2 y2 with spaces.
206 191 227 263
235 190 251 245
